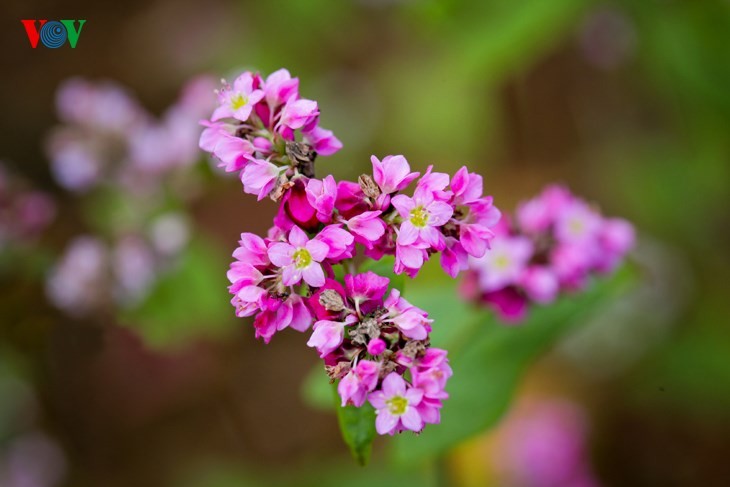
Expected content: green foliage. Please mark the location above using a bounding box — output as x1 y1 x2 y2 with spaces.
333 382 377 466
120 237 235 348
391 266 635 464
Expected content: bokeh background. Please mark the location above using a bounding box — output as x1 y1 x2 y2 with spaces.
2 0 730 486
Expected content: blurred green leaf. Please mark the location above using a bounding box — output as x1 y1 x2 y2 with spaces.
392 266 635 464
359 256 406 295
334 382 377 466
120 237 235 348
301 362 332 411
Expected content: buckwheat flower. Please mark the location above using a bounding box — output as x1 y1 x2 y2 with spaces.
440 237 469 278
268 226 329 287
308 315 357 357
367 338 387 355
394 243 428 277
212 72 264 122
342 210 387 245
313 224 355 260
450 166 483 205
199 121 254 172
371 155 420 194
338 359 380 407
240 158 286 200
392 191 453 251
484 287 529 323
555 200 602 245
383 288 432 340
306 175 337 222
471 235 534 292
112 235 157 305
231 285 267 318
345 271 389 311
279 178 320 231
262 68 299 108
232 232 269 267
412 348 452 399
303 126 342 156
369 373 425 435
520 266 559 304
279 98 319 131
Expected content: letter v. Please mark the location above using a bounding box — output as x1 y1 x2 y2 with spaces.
21 20 47 48
60 20 86 48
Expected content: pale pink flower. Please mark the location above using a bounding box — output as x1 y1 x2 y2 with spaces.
371 155 420 194
307 315 357 357
343 210 386 245
268 226 329 287
303 126 342 156
369 373 425 435
306 175 337 222
240 158 285 200
470 235 534 292
279 98 319 130
392 191 453 251
384 288 432 340
338 360 379 407
212 72 264 122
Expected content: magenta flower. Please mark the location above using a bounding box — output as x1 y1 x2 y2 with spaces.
199 121 254 173
392 191 453 251
338 360 380 407
240 158 285 200
343 210 387 245
520 266 559 304
412 348 452 399
306 175 337 222
307 315 357 357
369 373 425 435
313 224 355 260
303 126 342 156
262 68 299 108
268 226 329 287
279 98 319 131
345 271 389 308
212 72 264 122
371 155 420 194
384 289 432 340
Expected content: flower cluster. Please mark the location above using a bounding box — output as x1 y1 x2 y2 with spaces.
44 77 212 316
206 69 503 435
462 185 635 322
0 162 55 253
46 214 190 316
46 75 215 193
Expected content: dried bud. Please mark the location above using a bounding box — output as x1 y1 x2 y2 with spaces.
269 174 294 202
286 141 317 177
325 362 351 381
401 340 427 359
319 289 345 312
358 174 381 199
349 316 381 346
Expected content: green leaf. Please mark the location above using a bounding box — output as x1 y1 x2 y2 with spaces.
333 382 377 466
358 256 406 294
301 363 333 411
391 267 635 464
120 237 236 348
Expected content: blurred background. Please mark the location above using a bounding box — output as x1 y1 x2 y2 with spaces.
1 0 729 486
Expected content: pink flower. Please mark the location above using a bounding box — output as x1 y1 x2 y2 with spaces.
384 289 432 340
367 338 387 355
450 166 483 205
199 121 254 172
231 285 267 318
392 191 453 251
313 225 355 261
262 68 299 108
303 126 342 156
212 72 265 122
306 175 337 222
394 243 428 277
240 158 284 200
412 348 452 399
369 373 425 435
307 315 357 357
520 266 559 304
470 235 533 292
279 98 319 131
345 271 390 306
371 155 420 194
268 226 329 287
232 232 269 267
343 211 386 245
252 294 314 343
338 360 379 407
440 237 469 278
555 200 602 244
483 287 528 323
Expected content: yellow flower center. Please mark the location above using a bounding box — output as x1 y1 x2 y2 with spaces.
409 206 429 228
230 93 248 110
293 248 312 269
386 395 408 416
568 218 584 236
493 253 511 270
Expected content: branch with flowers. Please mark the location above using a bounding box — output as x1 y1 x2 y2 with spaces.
199 68 635 464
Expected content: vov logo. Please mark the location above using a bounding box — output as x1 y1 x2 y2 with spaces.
21 20 86 49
